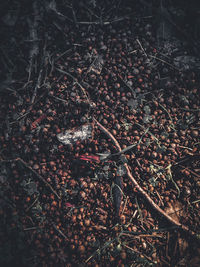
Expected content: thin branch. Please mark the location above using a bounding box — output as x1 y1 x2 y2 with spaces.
55 67 91 105
77 14 132 25
51 95 68 104
149 55 180 71
179 166 200 179
86 236 118 263
27 1 41 82
172 154 200 167
71 3 78 26
26 196 39 212
30 68 43 106
52 223 67 239
136 38 148 58
158 102 175 129
1 158 60 199
94 119 199 240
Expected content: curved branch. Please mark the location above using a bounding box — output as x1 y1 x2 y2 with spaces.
94 118 198 239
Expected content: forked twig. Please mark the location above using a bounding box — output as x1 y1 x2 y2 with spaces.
94 119 199 240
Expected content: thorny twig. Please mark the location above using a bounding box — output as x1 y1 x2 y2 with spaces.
0 158 60 199
166 164 180 197
94 119 199 241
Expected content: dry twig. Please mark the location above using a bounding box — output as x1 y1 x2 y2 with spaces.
94 119 199 240
0 158 60 199
149 55 180 71
52 223 67 239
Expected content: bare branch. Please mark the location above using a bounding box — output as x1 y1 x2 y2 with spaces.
94 119 199 240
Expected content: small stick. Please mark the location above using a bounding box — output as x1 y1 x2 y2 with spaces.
86 236 118 263
123 244 153 263
121 196 128 215
24 227 37 231
54 49 72 62
1 158 60 199
30 68 43 106
77 15 131 25
136 38 148 58
155 190 164 207
172 154 200 167
149 55 180 71
52 95 68 104
55 67 91 105
94 119 199 240
180 166 200 179
178 145 193 151
158 103 174 124
26 196 39 212
52 224 67 239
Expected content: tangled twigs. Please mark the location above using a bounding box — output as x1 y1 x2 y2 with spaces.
94 119 199 240
1 158 60 200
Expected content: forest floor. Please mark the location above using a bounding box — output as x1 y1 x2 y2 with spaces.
0 1 200 266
